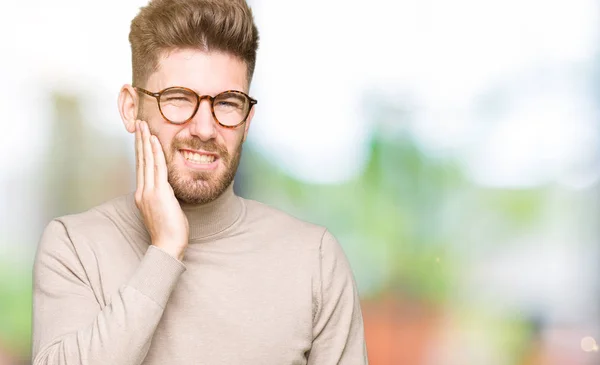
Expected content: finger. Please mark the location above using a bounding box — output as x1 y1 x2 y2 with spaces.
135 120 144 194
151 135 168 187
142 121 155 190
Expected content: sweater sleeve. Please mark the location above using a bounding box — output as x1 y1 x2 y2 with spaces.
32 220 186 365
307 230 368 364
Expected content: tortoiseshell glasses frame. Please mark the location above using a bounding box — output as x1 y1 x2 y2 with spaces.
134 86 258 129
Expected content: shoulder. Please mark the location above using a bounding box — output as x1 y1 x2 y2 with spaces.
56 194 135 235
37 193 141 254
238 197 349 263
240 197 328 243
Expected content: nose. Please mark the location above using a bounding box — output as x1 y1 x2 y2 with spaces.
188 97 217 141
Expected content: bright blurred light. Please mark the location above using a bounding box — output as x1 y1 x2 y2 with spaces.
581 336 598 352
0 1 148 177
254 0 599 185
465 90 599 188
0 0 598 186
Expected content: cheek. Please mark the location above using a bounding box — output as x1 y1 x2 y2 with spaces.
148 125 178 154
138 99 159 122
141 99 174 131
222 131 244 151
160 136 175 155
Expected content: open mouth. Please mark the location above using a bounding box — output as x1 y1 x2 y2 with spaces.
180 149 218 165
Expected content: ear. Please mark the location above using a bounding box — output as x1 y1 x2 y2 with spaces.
118 84 139 133
242 105 255 143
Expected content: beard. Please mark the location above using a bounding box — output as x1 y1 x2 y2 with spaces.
145 119 243 204
166 135 243 205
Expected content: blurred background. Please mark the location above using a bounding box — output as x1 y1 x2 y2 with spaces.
1 0 600 364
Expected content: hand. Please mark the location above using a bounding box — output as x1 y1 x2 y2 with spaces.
134 120 189 261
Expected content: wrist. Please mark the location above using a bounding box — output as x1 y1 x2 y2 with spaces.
152 243 186 261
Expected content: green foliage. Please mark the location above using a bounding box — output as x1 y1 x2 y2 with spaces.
0 261 32 357
242 127 547 305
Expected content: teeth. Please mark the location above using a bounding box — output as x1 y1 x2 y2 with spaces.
182 151 215 164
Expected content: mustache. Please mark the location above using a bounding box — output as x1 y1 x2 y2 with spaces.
171 137 229 158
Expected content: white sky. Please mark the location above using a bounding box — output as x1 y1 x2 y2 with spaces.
0 0 598 186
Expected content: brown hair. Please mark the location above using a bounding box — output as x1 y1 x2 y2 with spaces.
129 0 259 87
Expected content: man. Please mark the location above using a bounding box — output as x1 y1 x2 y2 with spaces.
32 0 367 364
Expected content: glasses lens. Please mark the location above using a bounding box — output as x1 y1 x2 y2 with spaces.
159 88 197 124
213 92 250 127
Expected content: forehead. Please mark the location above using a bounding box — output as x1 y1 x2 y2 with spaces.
148 49 248 94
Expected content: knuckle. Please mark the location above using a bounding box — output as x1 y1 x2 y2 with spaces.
143 187 156 199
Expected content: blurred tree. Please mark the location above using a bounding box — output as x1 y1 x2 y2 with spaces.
0 91 135 362
240 96 550 364
43 92 133 221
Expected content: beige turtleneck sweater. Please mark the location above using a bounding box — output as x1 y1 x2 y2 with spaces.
32 183 367 364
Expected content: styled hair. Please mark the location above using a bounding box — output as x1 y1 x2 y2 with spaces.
129 0 259 87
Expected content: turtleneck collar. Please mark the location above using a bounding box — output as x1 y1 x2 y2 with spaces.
128 182 244 242
179 182 243 241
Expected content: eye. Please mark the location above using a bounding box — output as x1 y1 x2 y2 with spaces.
164 96 190 102
215 92 248 110
160 88 197 104
217 100 241 107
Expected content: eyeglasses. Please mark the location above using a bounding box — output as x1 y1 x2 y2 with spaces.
134 86 257 129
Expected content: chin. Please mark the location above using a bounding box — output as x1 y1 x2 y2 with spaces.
166 142 242 205
168 166 234 205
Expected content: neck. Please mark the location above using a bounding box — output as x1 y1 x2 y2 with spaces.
129 182 243 242
178 182 243 240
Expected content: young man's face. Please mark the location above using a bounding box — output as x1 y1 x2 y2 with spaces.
130 49 253 204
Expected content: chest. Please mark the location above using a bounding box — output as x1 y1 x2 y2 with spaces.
144 250 314 364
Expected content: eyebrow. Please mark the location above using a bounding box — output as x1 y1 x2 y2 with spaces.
218 92 246 101
164 86 247 95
